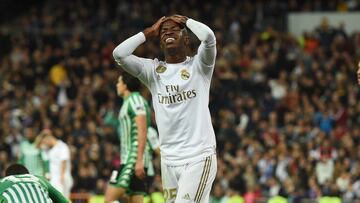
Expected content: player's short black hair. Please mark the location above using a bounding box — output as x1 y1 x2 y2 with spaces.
121 72 141 92
5 164 29 176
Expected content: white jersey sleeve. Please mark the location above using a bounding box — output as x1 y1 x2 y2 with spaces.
186 19 216 76
112 32 155 87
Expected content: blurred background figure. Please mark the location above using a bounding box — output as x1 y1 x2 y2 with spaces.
38 129 73 199
18 125 49 177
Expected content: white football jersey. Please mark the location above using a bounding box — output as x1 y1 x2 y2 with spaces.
139 56 216 165
113 19 217 165
116 54 216 165
47 140 73 186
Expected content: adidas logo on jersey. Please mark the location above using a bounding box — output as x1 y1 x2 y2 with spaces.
183 193 191 200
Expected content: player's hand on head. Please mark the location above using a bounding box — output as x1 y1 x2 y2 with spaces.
135 160 145 179
34 130 48 147
169 14 188 26
143 16 166 40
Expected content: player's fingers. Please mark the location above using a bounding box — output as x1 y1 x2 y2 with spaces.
154 16 167 31
168 15 181 22
170 16 186 26
136 168 145 177
169 15 179 20
172 14 187 21
172 14 184 18
155 16 166 26
141 169 145 179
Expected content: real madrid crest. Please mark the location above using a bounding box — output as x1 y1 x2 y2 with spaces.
156 65 167 73
180 69 190 80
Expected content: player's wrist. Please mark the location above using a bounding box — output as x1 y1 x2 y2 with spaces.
184 17 189 24
142 28 151 39
143 28 156 40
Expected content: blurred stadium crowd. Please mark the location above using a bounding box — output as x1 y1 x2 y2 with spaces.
1 0 360 202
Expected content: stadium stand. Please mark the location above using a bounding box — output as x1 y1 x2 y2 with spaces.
0 0 360 202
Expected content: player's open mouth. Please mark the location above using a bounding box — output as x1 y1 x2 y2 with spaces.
165 38 175 43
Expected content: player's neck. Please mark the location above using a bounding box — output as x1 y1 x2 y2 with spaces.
165 51 187 64
122 90 131 98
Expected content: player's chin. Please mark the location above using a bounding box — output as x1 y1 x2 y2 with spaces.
165 43 179 50
165 43 177 49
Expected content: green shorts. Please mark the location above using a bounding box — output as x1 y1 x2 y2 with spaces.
109 164 148 195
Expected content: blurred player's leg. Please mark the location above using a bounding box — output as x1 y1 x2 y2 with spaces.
63 176 74 199
104 185 126 203
175 155 217 203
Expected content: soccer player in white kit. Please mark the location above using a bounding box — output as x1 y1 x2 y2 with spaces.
37 129 73 199
113 14 217 203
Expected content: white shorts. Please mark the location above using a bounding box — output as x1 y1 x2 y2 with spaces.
161 154 217 203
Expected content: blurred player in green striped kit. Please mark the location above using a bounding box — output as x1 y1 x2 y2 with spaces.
104 73 155 203
0 164 69 203
104 103 161 203
18 126 49 177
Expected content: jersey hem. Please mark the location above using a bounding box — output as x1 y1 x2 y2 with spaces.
161 149 216 166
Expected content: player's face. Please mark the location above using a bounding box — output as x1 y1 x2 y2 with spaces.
40 136 51 149
116 76 126 96
160 20 187 50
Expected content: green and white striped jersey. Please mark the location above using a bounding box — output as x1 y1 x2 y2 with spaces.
118 92 151 167
18 140 48 177
0 174 68 203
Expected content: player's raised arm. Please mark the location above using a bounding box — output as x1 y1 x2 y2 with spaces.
134 114 147 179
112 17 165 77
170 15 216 67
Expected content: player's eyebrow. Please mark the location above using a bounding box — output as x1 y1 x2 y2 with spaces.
161 25 181 32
